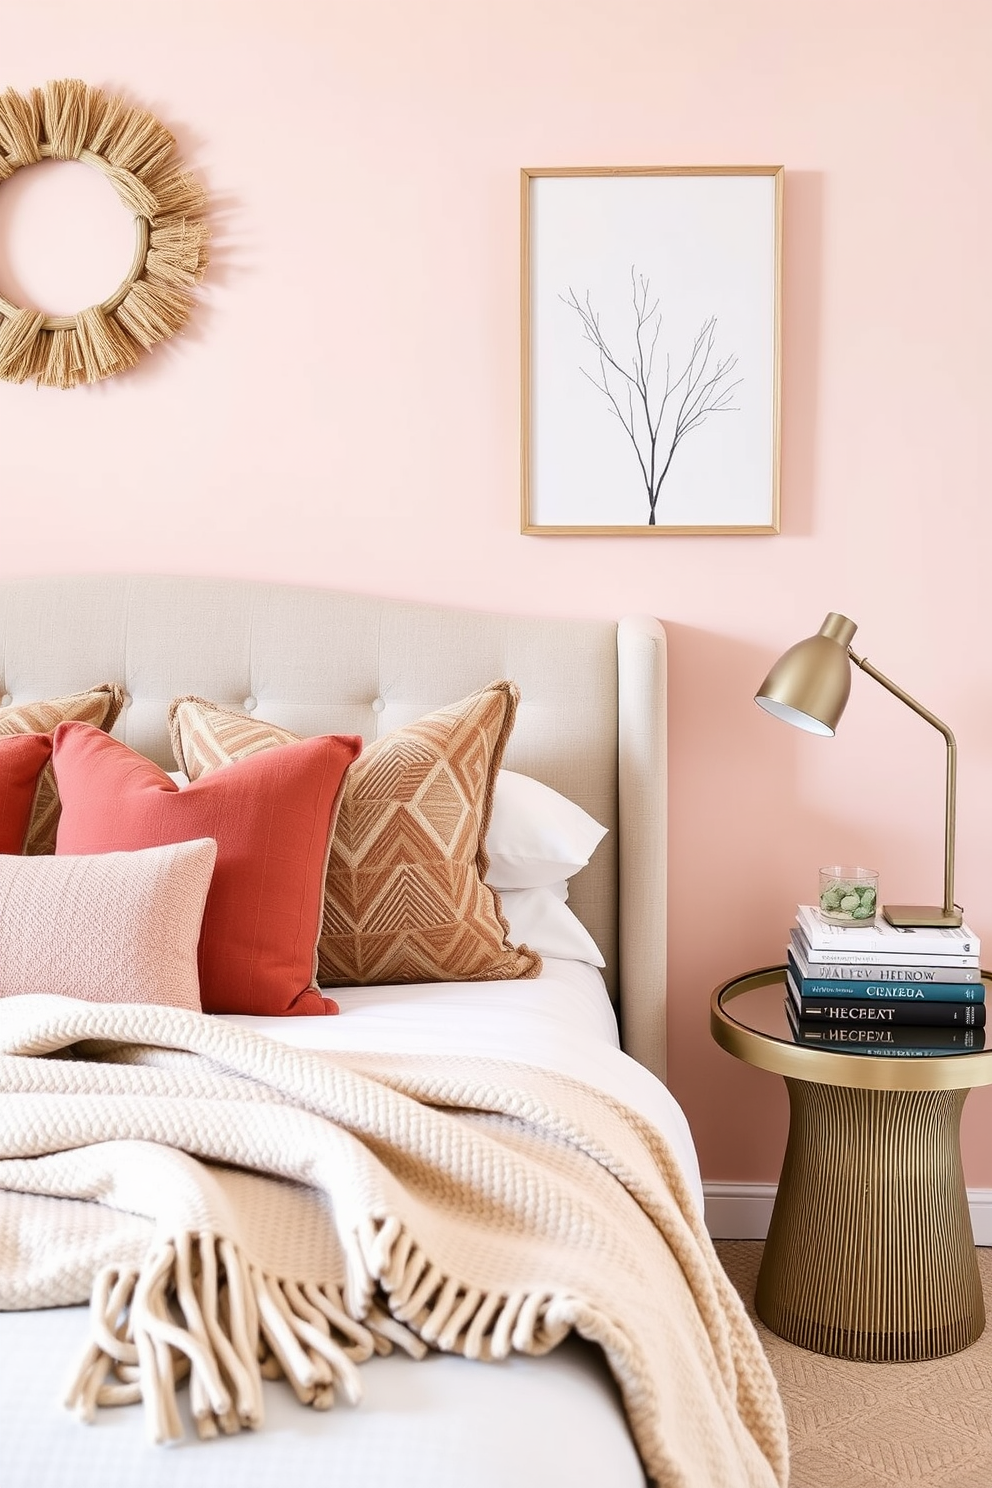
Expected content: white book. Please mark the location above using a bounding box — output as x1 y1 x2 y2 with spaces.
791 927 982 973
796 904 981 961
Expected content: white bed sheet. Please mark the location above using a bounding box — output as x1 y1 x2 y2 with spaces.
0 963 700 1488
2 1307 644 1488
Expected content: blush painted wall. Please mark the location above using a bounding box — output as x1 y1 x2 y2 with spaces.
3 0 991 1187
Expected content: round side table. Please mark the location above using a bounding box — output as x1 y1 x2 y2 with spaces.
711 965 992 1362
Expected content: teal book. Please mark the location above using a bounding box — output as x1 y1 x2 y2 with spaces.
787 955 985 1004
786 979 986 1029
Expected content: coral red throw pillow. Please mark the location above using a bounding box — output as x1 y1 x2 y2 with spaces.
52 721 361 1016
1 684 125 853
0 732 53 853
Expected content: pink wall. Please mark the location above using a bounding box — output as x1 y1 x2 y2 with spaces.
4 1 992 1186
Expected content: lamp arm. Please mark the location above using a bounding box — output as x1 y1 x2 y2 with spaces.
848 647 958 917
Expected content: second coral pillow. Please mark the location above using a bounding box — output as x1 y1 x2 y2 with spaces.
0 732 54 853
52 721 361 1015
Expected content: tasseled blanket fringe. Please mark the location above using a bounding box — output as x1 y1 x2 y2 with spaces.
63 1219 573 1444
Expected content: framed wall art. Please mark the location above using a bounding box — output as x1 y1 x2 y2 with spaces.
520 166 783 535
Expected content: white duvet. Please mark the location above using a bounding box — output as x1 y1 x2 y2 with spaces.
0 963 700 1488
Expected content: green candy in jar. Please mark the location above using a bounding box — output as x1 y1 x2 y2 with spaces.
818 873 877 922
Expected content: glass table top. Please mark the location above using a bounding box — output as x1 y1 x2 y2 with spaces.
711 965 992 1092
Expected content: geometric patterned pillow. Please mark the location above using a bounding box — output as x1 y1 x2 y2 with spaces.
169 696 299 776
0 685 125 854
169 683 543 988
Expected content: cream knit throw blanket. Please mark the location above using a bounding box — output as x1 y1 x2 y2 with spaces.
0 995 787 1487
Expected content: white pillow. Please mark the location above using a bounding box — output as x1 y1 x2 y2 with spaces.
484 770 608 890
173 768 604 959
497 884 606 968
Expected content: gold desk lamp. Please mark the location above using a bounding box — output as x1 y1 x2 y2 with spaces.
754 612 962 929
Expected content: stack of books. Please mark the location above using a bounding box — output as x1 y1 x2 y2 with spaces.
786 904 985 1057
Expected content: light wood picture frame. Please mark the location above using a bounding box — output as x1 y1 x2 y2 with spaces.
521 166 783 535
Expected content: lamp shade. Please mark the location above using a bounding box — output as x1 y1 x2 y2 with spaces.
753 611 963 927
754 613 859 736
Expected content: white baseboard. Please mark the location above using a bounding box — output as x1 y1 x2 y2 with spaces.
705 1182 992 1246
968 1190 992 1245
703 1183 778 1241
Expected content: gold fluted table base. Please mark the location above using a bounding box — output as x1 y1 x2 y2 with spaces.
756 1079 985 1361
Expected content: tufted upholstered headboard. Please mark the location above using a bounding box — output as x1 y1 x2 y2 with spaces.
0 576 668 1081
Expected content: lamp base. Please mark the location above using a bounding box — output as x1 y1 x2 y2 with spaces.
882 904 964 930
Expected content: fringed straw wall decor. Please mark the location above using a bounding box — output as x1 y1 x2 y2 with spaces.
0 79 210 389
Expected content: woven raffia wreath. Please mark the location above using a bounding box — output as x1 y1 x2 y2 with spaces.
0 79 209 389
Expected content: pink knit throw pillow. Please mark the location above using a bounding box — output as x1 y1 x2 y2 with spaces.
0 838 218 1009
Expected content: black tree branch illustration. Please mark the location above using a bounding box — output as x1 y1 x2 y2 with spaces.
562 269 741 524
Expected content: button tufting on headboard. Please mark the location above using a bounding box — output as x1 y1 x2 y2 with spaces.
0 573 669 1081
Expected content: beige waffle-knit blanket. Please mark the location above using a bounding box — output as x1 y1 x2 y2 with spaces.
0 995 787 1487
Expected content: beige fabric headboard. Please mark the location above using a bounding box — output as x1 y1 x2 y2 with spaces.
0 576 668 1081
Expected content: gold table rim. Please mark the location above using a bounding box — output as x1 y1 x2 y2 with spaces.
711 964 992 1092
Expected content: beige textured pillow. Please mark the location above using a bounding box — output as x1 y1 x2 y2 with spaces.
0 838 217 1009
170 685 542 987
0 684 126 853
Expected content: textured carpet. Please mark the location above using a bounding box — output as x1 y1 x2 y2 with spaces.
715 1241 992 1488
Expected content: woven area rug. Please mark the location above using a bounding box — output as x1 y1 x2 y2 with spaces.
715 1242 992 1488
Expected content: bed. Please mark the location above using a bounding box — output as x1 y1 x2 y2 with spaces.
0 575 787 1488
